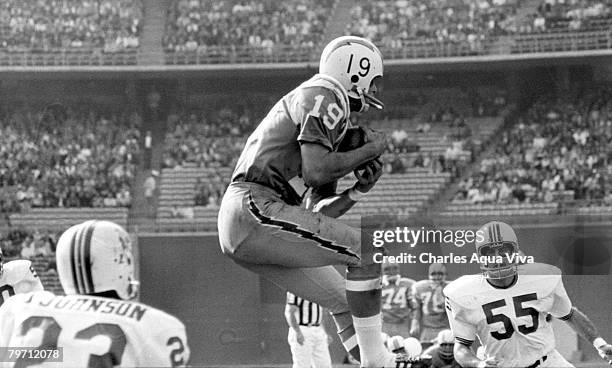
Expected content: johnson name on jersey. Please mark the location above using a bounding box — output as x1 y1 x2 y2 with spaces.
0 291 189 368
382 277 415 324
231 74 351 205
411 279 450 329
443 263 572 367
0 260 43 306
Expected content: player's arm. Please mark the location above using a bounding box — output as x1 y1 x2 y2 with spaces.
284 303 305 345
445 296 498 368
454 343 498 368
562 307 612 363
308 159 383 218
549 276 612 363
409 285 422 337
300 124 386 188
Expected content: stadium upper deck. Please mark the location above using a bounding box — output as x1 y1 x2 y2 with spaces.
1 0 612 66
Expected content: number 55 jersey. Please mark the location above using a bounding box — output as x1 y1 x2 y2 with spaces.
0 291 190 368
443 263 572 368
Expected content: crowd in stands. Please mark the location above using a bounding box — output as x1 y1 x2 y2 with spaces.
536 0 612 32
346 0 522 51
346 0 612 52
454 86 612 205
0 105 141 215
0 0 143 52
164 0 335 52
162 106 255 169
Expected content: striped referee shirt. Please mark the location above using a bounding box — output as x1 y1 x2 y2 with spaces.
287 292 322 327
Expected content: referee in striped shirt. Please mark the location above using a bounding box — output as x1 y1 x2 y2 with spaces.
285 292 333 368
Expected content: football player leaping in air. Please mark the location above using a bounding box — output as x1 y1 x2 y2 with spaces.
0 221 190 367
444 221 612 368
217 36 406 367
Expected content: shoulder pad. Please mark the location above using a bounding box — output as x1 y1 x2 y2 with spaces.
299 75 350 116
9 290 54 305
517 263 562 297
413 279 433 292
518 262 561 276
137 301 186 331
443 274 483 309
399 278 415 287
3 260 32 282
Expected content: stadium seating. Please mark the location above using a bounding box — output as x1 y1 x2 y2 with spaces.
163 0 336 64
439 85 612 217
0 0 143 66
8 207 129 231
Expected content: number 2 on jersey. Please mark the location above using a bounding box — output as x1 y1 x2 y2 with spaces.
482 293 539 340
309 95 343 130
15 316 126 368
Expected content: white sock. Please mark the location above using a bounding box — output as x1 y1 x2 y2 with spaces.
353 313 394 367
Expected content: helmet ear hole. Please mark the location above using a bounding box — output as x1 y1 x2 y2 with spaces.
351 75 359 84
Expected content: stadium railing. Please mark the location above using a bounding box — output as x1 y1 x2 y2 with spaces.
164 44 319 64
0 49 138 66
163 30 612 64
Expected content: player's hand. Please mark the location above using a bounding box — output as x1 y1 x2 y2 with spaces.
296 330 305 345
354 157 383 193
363 127 388 157
597 343 612 365
409 322 420 338
477 356 499 368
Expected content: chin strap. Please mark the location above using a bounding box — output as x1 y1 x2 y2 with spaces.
350 86 384 112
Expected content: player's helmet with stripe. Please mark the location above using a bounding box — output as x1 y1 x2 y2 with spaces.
403 337 423 359
475 221 520 279
319 36 384 112
382 261 400 284
428 262 447 284
56 220 139 300
435 329 455 359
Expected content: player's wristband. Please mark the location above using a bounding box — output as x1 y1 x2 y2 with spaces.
347 186 367 201
594 337 607 349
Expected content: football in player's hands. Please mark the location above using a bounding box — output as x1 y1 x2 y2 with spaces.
337 126 366 152
478 356 499 368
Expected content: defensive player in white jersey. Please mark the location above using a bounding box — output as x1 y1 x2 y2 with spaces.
410 263 450 345
0 250 44 307
0 220 190 367
444 221 612 368
381 262 415 338
218 36 405 367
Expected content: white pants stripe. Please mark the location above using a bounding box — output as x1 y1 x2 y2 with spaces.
288 326 332 368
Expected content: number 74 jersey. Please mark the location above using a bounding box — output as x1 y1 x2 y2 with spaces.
0 291 190 367
443 263 572 368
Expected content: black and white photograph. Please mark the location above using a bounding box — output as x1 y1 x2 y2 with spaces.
0 0 610 367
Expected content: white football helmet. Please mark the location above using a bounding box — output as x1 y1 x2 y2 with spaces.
435 329 455 359
403 337 423 359
319 36 384 112
475 221 520 279
56 220 139 300
387 335 405 353
382 261 401 284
